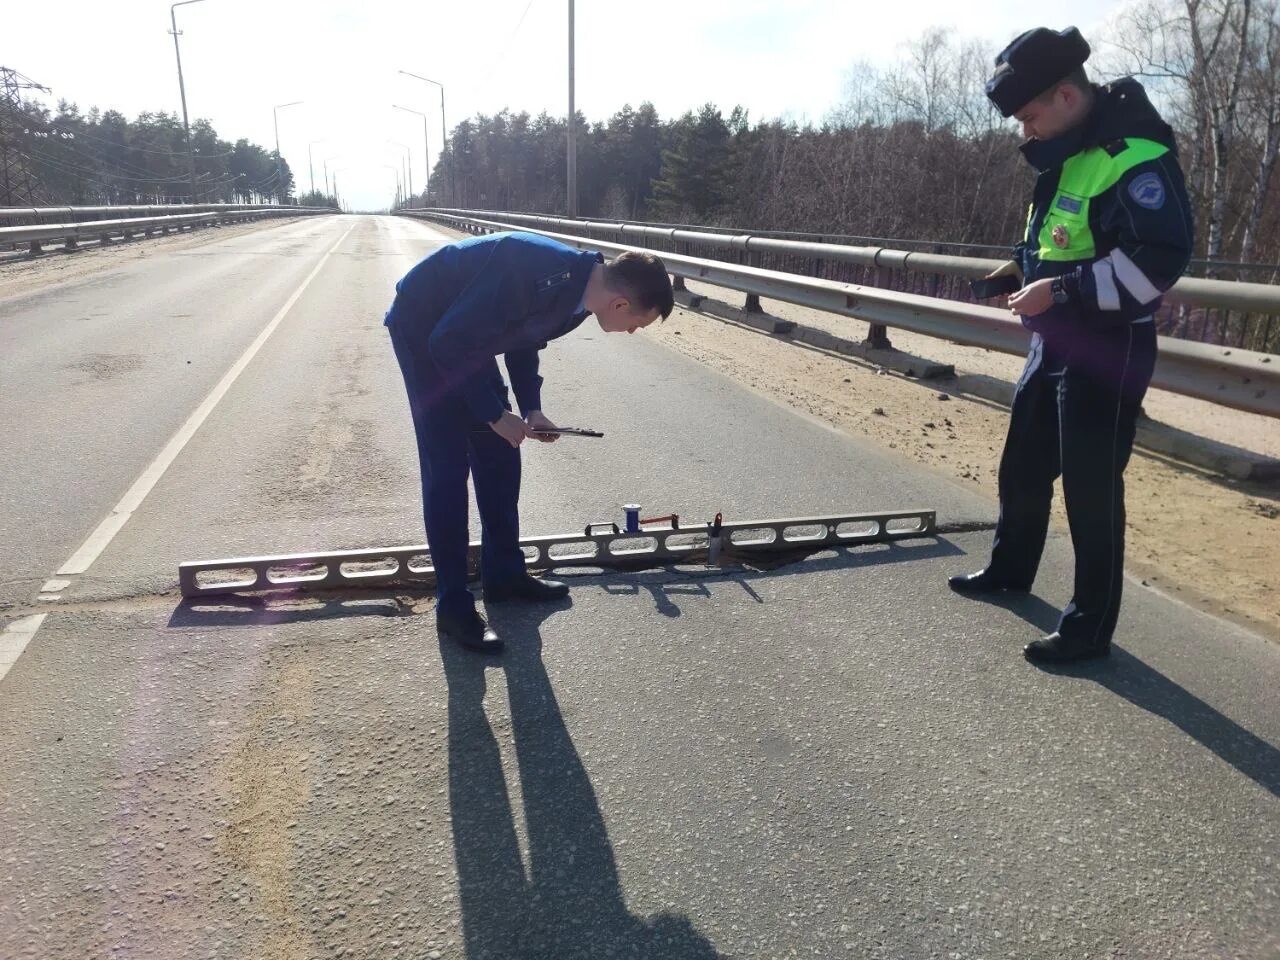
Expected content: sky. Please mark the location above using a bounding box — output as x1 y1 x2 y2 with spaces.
5 0 1123 212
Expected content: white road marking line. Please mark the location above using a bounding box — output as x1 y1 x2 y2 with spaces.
56 221 357 577
0 220 354 691
0 614 48 684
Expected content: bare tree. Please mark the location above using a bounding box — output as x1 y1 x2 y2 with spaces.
1106 0 1272 264
1188 0 1254 261
1240 1 1280 262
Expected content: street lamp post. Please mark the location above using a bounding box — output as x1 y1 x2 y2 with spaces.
398 70 448 204
387 140 412 205
392 105 429 205
169 0 209 204
383 164 402 210
272 100 303 204
333 168 350 211
322 156 340 202
308 139 326 197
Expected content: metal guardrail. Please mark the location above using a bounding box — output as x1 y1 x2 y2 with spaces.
502 213 1278 283
401 209 1280 419
0 203 334 224
415 208 1280 355
179 509 937 597
1 204 336 253
419 208 1280 317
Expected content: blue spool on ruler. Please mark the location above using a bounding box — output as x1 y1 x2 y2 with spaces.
623 504 641 533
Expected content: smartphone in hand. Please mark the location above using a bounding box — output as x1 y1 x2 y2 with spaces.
969 274 1021 299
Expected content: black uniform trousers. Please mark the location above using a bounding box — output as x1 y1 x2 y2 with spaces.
988 318 1157 646
387 320 529 619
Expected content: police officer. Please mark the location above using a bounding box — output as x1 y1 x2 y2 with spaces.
949 27 1194 663
385 231 674 653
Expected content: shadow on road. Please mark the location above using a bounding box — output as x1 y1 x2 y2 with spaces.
1036 647 1280 799
951 588 1062 633
591 535 966 618
151 559 1279 960
167 591 419 629
441 602 725 960
954 587 1279 797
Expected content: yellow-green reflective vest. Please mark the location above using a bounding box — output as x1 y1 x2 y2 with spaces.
1028 138 1170 263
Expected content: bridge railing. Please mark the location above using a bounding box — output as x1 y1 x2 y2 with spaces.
399 208 1280 420
1 204 337 254
409 207 1280 356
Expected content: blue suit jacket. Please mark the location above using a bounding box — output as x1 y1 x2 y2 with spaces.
385 231 602 423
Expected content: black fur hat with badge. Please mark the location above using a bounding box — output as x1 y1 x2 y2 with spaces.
985 26 1092 117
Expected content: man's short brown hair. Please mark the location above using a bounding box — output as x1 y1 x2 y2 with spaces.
1036 66 1092 104
603 250 675 320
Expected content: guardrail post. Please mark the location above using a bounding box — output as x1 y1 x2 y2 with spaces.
866 265 893 349
27 240 43 255
99 232 114 246
743 251 764 312
62 236 79 252
865 324 892 349
672 240 687 291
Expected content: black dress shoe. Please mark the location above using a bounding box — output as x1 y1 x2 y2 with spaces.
483 574 570 604
947 569 1032 595
1023 632 1110 663
436 608 504 653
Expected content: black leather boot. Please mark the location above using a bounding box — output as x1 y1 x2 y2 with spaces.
1023 632 1110 663
436 607 504 653
947 569 1032 595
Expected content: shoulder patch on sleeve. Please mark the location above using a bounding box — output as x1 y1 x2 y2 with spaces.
1127 171 1166 210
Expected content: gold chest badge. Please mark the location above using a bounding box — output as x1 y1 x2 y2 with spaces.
1051 224 1070 248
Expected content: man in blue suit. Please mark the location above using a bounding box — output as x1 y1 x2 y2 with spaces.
385 231 674 653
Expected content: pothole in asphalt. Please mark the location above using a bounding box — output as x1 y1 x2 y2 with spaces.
63 352 145 380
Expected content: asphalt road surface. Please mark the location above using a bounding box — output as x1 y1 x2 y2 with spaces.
1 215 1276 960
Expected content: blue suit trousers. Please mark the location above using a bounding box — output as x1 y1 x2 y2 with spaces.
388 321 528 617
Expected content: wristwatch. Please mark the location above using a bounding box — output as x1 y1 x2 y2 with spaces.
1051 276 1070 305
